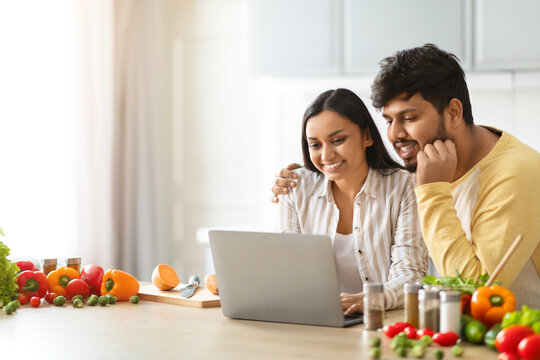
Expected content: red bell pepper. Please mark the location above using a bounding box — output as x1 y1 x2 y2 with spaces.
80 264 104 296
17 270 48 299
16 260 39 272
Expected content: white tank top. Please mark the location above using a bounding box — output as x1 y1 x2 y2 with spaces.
334 232 363 294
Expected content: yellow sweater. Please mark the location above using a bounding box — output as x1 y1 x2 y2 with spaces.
415 128 540 306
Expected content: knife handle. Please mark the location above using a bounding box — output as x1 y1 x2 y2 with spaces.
188 275 200 287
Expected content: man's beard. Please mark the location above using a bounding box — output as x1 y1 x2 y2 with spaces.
404 115 449 173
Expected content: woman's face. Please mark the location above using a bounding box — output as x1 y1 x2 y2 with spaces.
306 110 373 183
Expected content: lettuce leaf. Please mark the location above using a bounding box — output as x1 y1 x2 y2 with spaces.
0 230 20 307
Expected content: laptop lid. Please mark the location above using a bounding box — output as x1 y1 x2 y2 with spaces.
208 230 362 327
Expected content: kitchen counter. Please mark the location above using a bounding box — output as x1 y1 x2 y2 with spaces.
0 297 498 359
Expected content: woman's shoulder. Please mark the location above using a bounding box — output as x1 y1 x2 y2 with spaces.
292 167 326 194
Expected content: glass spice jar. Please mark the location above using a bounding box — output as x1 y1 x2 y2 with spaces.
363 283 385 330
440 290 461 335
41 258 57 275
404 282 423 329
65 257 81 273
418 288 440 332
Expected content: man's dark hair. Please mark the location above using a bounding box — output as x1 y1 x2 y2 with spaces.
301 88 403 175
371 43 474 125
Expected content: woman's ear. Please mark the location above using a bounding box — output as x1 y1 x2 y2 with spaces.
364 128 374 147
447 98 463 128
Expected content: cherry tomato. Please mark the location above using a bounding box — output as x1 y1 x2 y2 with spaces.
518 334 540 360
497 353 520 360
382 322 412 338
496 325 535 354
416 328 435 339
29 296 41 307
432 331 459 346
65 279 90 300
404 326 417 339
45 292 58 304
17 294 29 305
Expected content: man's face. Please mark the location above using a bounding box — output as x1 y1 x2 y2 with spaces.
382 93 449 172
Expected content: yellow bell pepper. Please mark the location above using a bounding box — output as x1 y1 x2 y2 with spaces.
46 266 80 296
471 284 516 328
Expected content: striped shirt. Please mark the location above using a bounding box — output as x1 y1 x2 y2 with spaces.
277 167 428 310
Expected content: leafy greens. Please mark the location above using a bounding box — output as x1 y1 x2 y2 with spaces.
0 228 20 307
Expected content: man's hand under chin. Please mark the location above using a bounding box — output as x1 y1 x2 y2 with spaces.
416 139 457 186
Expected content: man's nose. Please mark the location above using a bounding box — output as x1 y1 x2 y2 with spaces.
388 121 406 140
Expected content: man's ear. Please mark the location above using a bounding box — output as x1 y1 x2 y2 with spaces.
447 98 463 128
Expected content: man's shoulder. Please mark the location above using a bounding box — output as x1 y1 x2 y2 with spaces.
485 131 540 174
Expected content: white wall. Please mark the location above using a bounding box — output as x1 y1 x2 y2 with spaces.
161 0 540 278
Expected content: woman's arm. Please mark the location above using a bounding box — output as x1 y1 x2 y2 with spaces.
384 175 429 310
276 184 302 233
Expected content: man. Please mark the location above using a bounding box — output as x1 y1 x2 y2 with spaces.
272 44 540 306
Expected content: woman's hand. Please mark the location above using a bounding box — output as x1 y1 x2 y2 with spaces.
340 292 364 316
271 163 301 203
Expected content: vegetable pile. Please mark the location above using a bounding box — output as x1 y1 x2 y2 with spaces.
0 229 20 309
0 229 141 316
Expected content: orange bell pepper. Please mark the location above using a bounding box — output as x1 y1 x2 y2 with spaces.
46 266 81 296
101 269 140 301
471 284 516 328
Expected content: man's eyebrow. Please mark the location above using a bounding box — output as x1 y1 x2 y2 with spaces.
382 108 417 119
307 129 344 140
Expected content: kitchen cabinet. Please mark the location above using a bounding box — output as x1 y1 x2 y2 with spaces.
344 0 472 73
474 0 540 70
251 0 343 75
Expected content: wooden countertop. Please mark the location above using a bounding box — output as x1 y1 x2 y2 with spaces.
0 297 498 359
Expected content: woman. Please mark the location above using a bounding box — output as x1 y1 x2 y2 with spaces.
277 88 427 314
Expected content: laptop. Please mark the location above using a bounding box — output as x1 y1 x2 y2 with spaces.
208 230 363 327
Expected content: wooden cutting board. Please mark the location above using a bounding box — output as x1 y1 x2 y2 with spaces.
138 283 220 308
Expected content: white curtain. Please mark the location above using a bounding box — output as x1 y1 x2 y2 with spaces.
0 0 171 280
74 0 171 279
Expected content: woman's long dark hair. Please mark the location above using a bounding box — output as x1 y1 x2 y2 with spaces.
301 88 403 175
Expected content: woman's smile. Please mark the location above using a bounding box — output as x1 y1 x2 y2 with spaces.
322 160 345 172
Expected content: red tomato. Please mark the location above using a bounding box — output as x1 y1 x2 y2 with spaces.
416 328 435 339
45 292 58 304
496 325 535 354
29 296 41 307
497 353 520 360
80 264 104 296
404 326 417 339
432 331 459 346
518 334 540 360
65 279 90 300
17 294 29 305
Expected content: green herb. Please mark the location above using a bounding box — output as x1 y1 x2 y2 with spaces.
423 270 490 294
0 232 20 308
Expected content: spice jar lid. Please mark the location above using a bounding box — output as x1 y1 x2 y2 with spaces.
440 290 461 302
65 257 81 265
41 258 57 265
418 289 438 300
404 282 423 294
363 283 384 293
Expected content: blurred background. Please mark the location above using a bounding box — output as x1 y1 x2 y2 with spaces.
1 0 539 281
